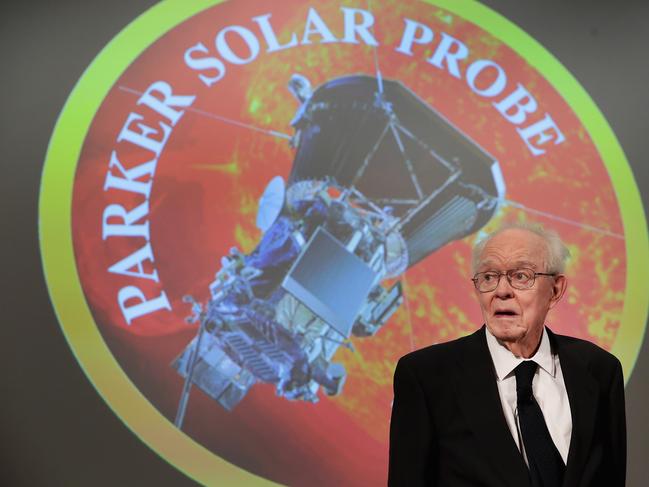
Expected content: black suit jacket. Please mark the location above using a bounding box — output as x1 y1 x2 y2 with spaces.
388 326 626 487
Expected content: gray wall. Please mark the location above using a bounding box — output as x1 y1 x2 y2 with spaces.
2 0 647 485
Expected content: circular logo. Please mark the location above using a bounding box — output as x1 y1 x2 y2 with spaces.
40 0 648 485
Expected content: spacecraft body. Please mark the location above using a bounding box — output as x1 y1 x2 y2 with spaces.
173 75 505 413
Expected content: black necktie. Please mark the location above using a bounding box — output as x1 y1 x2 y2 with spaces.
515 361 565 487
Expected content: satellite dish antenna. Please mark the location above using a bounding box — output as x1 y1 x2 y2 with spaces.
256 176 285 232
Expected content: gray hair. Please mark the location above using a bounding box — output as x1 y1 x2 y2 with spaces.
471 222 570 274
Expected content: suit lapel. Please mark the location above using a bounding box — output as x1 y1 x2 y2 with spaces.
548 330 599 487
454 326 531 487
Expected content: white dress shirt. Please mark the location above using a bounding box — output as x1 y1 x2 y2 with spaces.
485 327 572 464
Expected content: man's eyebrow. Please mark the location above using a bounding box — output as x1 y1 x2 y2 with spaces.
478 260 539 269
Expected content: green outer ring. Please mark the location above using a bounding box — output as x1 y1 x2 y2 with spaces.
39 0 648 485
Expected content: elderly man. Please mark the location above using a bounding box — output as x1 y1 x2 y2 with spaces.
388 223 626 487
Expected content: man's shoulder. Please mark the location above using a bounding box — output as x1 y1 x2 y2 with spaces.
551 329 623 373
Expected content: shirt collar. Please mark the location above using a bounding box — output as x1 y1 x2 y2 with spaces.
485 326 556 380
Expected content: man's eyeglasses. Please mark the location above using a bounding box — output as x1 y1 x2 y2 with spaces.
471 268 556 293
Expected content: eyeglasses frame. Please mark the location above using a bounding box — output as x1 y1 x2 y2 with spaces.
471 268 557 293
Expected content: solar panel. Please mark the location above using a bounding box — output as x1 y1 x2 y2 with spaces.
282 227 378 338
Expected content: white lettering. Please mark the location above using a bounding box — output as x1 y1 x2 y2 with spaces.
103 152 156 197
516 114 566 156
184 42 226 88
117 112 170 156
137 81 195 126
341 7 378 46
118 286 171 325
494 83 538 125
102 202 150 240
253 13 298 52
216 25 260 65
395 19 433 56
108 243 159 282
428 32 468 79
301 7 338 44
466 59 507 98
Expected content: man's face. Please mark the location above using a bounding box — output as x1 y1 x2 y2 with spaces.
474 229 566 350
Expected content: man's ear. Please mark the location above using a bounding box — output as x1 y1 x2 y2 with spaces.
549 274 567 308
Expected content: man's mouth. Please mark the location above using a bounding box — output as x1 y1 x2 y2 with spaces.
494 310 518 317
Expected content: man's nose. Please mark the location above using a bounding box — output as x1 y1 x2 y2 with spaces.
494 274 514 297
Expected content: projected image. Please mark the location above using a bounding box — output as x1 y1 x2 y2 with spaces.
172 74 504 424
40 0 647 485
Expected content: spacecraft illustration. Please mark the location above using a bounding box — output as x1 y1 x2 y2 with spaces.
172 74 505 427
